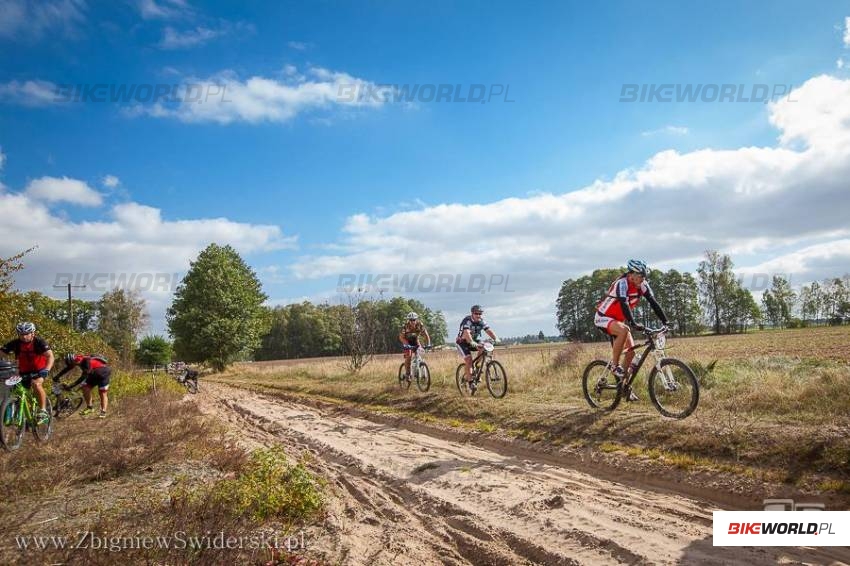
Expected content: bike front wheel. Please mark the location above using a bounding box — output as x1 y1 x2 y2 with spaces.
0 395 25 451
416 362 431 392
33 397 54 441
581 360 622 411
485 361 508 399
647 358 699 419
186 379 198 394
398 363 411 390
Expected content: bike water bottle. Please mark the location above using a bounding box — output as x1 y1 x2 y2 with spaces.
628 362 639 377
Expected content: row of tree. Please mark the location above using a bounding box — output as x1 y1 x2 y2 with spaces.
1 250 118 361
557 267 702 341
164 244 449 369
254 297 448 361
556 250 850 340
763 276 850 328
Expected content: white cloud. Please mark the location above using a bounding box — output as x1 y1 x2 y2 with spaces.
838 58 846 70
287 41 308 51
844 16 850 47
0 162 297 333
102 175 120 188
0 0 86 40
641 125 690 137
133 66 389 124
157 20 253 49
0 146 5 171
25 176 103 206
769 75 850 150
737 239 850 289
137 0 191 20
290 74 850 333
159 25 219 48
0 80 60 106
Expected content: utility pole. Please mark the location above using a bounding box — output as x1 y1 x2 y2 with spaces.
53 283 87 330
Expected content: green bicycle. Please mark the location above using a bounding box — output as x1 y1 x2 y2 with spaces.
2 373 54 451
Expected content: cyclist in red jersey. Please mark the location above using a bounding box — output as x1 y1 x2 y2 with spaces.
594 260 668 401
1 322 55 424
53 353 112 418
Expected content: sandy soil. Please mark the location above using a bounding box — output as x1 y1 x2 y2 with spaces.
197 383 850 566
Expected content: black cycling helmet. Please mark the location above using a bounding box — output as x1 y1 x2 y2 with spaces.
471 305 484 314
64 353 77 365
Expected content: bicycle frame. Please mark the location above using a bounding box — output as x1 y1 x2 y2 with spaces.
403 345 429 374
621 328 669 388
469 342 495 381
5 383 34 427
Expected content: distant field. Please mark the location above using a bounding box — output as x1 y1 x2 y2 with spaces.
248 325 850 369
218 325 850 498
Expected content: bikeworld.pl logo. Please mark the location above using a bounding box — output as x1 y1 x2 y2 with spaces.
336 273 516 294
727 522 834 535
619 83 798 104
337 83 516 104
54 273 180 293
713 510 848 547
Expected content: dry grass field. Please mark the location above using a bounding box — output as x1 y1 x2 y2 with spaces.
215 326 850 499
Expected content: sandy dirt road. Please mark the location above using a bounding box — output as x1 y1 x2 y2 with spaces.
197 383 849 566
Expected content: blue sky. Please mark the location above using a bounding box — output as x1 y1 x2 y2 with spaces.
2 0 850 338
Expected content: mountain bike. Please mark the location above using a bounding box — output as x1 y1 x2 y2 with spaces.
455 341 508 398
51 379 84 419
581 327 699 419
398 345 432 392
174 369 199 394
2 373 54 451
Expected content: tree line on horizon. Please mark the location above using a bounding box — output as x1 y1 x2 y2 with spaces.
5 245 848 371
556 250 850 341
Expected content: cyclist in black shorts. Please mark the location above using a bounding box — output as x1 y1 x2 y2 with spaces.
399 312 431 380
455 305 499 390
53 353 112 418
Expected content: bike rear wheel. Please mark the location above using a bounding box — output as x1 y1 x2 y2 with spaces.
1 395 25 451
416 362 431 392
485 361 508 398
647 358 699 419
55 391 84 418
455 364 474 396
581 360 622 411
398 363 411 390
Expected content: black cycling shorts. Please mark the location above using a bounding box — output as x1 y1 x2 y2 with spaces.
84 367 112 390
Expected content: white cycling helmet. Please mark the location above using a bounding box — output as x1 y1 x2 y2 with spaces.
627 259 649 276
407 312 418 321
16 321 36 335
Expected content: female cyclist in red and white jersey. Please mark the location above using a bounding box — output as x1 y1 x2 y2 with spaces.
594 259 668 401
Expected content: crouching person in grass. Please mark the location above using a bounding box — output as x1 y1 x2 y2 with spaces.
54 353 112 418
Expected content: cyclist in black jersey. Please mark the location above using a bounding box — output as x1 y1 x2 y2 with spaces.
455 305 499 390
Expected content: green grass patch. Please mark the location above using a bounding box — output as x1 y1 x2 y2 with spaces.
171 446 324 523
